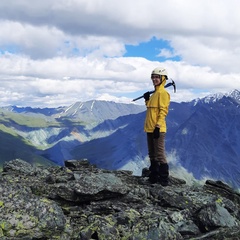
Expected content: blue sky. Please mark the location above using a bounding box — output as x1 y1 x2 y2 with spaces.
0 0 239 107
124 38 181 62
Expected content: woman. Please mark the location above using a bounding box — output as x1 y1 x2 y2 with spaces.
144 67 170 186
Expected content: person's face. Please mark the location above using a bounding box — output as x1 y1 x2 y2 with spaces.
151 75 161 86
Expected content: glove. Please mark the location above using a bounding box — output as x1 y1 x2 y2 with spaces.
153 127 160 139
143 91 150 101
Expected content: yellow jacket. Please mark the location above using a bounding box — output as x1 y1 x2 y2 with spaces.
144 82 170 133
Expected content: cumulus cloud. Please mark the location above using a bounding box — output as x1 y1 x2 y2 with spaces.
0 0 240 107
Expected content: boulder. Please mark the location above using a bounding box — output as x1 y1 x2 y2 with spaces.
0 158 239 239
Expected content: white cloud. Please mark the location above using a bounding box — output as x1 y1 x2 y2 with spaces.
0 0 240 107
167 150 200 185
157 48 178 59
170 36 240 73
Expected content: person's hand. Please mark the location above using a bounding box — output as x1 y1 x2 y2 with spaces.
153 127 160 139
143 91 150 101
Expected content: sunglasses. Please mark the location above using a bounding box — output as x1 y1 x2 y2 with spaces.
151 75 160 79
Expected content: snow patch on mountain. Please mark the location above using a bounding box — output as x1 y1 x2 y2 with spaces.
56 100 145 123
181 128 188 135
193 89 240 105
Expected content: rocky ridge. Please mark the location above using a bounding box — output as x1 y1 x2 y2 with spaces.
0 159 240 239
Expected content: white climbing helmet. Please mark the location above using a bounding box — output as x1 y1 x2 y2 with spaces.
151 67 168 79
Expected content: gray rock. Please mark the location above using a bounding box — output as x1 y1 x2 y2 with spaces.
2 158 36 175
0 181 69 239
197 202 238 230
0 158 240 239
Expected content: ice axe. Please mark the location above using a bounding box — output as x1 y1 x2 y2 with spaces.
165 79 176 93
132 79 176 102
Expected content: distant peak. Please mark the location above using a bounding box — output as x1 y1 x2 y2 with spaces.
194 89 240 104
227 89 240 101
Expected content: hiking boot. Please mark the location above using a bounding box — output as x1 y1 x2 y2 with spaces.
159 163 169 186
142 167 151 177
148 161 161 184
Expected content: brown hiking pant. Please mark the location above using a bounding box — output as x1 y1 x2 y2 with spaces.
147 132 167 164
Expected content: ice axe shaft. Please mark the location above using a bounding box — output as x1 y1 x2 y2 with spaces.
132 79 176 102
132 90 154 102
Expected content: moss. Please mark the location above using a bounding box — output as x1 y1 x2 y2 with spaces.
0 221 12 232
8 193 13 199
15 229 31 237
0 222 5 230
16 221 25 230
79 224 98 239
0 228 3 238
41 198 51 204
0 201 4 207
216 198 223 204
65 168 73 173
120 235 132 240
49 207 54 213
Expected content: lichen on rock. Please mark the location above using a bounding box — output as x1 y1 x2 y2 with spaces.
0 158 239 239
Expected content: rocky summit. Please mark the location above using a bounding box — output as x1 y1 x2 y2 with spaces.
0 159 240 240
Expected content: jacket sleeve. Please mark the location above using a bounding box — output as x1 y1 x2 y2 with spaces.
156 91 170 127
145 99 149 106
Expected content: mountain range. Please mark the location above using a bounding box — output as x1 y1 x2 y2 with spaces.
0 89 239 189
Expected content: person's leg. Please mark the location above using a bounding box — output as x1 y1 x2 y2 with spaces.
154 132 167 164
154 133 169 186
147 133 154 163
159 163 169 186
147 133 161 183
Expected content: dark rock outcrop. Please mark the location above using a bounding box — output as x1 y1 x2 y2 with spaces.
0 159 239 239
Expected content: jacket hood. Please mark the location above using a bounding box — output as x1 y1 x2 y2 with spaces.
155 78 167 90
